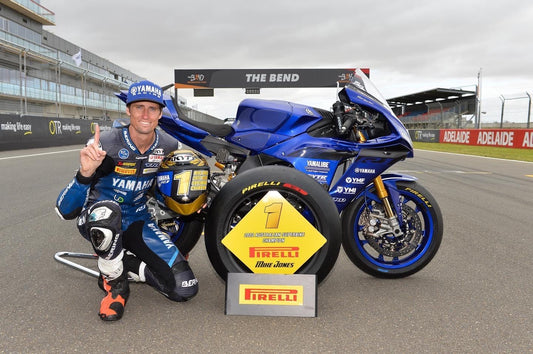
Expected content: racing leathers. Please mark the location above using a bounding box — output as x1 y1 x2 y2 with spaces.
55 125 198 302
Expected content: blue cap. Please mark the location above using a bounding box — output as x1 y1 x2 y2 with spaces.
126 80 164 106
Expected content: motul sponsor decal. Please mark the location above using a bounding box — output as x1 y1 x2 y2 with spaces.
148 154 164 162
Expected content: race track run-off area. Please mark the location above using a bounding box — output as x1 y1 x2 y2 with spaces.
0 146 531 353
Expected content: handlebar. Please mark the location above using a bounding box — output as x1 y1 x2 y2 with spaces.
332 101 373 136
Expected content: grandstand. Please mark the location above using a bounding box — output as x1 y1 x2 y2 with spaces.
387 88 476 129
0 0 217 123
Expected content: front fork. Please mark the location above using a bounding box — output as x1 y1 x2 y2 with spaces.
357 131 403 236
373 176 403 235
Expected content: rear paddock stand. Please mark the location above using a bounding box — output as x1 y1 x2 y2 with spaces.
54 251 99 278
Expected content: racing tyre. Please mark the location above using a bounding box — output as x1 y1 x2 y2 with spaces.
205 166 341 284
341 180 443 278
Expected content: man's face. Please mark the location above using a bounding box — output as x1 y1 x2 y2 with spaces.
126 101 162 135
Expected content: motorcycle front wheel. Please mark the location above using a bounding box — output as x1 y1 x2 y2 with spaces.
205 166 341 284
341 180 443 278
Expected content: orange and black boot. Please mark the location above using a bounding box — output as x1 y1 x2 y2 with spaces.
98 273 130 321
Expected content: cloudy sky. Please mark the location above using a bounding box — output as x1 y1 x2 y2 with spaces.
42 0 533 123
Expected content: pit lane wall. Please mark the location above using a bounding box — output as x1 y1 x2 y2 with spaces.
0 114 113 151
409 129 533 149
3 115 533 151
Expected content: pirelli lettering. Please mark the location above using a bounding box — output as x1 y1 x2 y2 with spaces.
241 181 281 194
114 166 137 175
249 246 299 258
239 284 303 305
405 187 433 208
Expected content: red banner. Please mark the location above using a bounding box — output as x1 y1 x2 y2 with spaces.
440 129 533 149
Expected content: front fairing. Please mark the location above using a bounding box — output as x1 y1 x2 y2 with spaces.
340 70 413 154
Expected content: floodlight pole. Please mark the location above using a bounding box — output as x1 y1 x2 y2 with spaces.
476 68 482 129
499 95 505 129
527 92 531 129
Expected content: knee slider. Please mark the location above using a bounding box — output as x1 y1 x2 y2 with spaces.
86 201 122 254
168 260 198 302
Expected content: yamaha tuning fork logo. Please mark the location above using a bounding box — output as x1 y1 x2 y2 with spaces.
129 84 162 98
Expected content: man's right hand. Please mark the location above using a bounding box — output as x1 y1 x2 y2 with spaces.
79 124 106 177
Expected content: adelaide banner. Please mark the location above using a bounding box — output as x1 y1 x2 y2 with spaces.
440 129 533 149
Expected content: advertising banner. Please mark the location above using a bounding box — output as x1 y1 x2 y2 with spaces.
0 114 113 151
440 129 533 149
174 68 370 89
225 273 317 317
410 129 440 143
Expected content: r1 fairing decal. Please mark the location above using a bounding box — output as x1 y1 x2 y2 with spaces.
329 156 394 210
292 158 339 186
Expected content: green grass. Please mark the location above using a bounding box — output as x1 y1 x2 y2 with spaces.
413 142 533 162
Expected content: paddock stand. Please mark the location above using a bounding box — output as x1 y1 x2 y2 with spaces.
54 251 99 278
54 251 141 281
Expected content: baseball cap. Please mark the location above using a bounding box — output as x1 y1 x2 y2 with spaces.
126 80 164 106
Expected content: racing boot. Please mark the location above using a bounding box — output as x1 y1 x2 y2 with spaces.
98 272 130 321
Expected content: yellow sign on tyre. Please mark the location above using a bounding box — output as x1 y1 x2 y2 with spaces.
221 190 327 274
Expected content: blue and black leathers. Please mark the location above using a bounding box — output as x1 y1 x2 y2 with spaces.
56 125 198 301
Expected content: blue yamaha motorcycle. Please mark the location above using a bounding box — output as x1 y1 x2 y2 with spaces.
118 69 443 283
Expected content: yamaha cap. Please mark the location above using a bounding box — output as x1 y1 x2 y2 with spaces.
126 80 164 106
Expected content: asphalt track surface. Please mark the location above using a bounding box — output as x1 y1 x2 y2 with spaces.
0 146 531 353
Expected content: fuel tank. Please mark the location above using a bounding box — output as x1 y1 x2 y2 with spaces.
228 98 324 151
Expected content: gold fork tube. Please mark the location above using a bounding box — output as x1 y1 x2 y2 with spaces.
374 176 395 218
357 130 395 218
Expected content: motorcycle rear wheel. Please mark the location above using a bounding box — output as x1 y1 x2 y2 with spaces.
160 215 204 255
148 197 204 255
341 180 443 278
205 166 341 284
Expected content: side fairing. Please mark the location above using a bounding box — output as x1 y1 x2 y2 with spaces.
227 99 324 151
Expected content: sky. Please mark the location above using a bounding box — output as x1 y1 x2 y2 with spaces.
41 0 533 124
